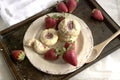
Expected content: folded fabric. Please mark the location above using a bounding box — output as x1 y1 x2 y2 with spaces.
0 0 62 26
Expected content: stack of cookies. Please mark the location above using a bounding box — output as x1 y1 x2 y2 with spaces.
58 18 81 42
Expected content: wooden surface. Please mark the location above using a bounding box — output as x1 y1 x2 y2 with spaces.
0 0 120 80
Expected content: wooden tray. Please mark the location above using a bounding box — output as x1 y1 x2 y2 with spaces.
0 0 120 80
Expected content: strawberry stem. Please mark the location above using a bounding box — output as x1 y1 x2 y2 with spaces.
76 0 79 2
52 14 59 20
60 47 66 56
67 45 72 51
55 47 66 56
64 13 70 18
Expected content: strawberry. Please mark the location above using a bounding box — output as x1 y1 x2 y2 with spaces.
56 16 65 30
91 9 104 21
64 42 75 49
56 1 68 13
11 50 25 62
44 48 58 61
57 16 65 24
63 43 77 66
66 0 78 13
45 15 57 29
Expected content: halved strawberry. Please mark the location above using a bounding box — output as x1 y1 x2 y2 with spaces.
11 50 25 62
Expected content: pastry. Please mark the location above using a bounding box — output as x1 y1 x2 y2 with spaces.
58 18 81 42
40 29 58 46
33 39 50 54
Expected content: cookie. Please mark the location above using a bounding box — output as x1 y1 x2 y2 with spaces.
40 29 58 46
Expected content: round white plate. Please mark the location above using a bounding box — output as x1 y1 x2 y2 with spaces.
23 12 93 75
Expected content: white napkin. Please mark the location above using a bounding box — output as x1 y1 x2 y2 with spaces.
0 0 62 26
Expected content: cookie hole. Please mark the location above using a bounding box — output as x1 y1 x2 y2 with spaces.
67 21 73 30
45 33 53 39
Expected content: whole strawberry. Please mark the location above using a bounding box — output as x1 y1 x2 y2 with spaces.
63 43 77 66
66 0 78 13
44 48 58 61
11 50 25 62
91 9 104 21
45 15 57 29
56 1 68 13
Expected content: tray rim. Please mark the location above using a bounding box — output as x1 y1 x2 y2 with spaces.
0 36 21 80
0 0 120 80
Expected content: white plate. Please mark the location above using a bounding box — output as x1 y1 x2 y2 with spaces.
23 12 93 75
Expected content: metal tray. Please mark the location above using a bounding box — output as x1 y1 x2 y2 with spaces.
0 0 120 80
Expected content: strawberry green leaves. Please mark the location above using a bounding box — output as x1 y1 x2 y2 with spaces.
11 50 25 62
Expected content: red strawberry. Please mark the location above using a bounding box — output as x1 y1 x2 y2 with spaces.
56 2 68 13
11 50 25 62
63 43 77 66
56 16 65 30
66 0 78 13
64 42 70 49
44 48 58 61
91 9 104 21
45 15 57 29
64 42 75 49
57 16 65 23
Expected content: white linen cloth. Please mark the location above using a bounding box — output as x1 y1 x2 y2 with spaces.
0 0 62 26
0 0 120 80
